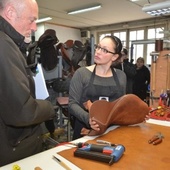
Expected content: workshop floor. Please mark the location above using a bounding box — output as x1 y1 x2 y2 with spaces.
42 116 73 150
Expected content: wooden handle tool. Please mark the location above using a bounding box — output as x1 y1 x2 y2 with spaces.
34 167 42 170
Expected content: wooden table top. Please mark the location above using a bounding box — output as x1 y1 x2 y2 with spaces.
59 123 170 170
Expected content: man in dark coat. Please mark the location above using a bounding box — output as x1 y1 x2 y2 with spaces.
0 0 55 166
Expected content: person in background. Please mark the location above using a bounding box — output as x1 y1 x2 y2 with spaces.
84 39 92 66
68 35 126 139
0 0 55 166
133 57 150 102
114 48 136 94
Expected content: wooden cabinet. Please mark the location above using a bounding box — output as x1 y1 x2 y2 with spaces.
150 50 170 108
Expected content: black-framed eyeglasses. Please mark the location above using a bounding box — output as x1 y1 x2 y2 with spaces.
94 44 116 55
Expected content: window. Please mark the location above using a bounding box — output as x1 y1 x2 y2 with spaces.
97 25 165 65
113 31 126 47
148 27 164 39
98 31 127 47
146 27 164 64
99 33 111 41
129 30 144 63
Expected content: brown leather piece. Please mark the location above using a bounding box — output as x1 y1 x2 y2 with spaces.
88 94 149 135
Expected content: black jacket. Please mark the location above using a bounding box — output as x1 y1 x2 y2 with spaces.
133 64 150 100
0 16 55 166
115 59 136 94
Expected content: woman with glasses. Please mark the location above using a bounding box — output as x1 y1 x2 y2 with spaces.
68 35 126 139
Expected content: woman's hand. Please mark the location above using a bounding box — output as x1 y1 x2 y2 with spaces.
144 113 150 122
83 100 93 111
80 117 100 136
80 128 91 136
89 117 100 131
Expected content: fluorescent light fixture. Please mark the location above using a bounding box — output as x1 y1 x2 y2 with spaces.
131 39 170 44
36 17 52 24
67 4 102 14
159 30 170 34
142 1 170 16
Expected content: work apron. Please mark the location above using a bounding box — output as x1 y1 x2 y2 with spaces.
73 66 123 139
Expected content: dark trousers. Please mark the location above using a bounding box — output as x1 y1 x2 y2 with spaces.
45 119 55 134
72 118 87 140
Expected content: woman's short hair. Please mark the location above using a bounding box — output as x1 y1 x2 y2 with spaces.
137 57 144 63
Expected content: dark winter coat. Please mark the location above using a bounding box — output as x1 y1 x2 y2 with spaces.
132 64 150 100
0 16 55 166
115 59 136 94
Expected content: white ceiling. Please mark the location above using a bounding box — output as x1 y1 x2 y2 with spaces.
36 0 169 28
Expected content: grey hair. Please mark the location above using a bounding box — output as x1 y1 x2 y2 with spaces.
0 0 16 11
0 0 27 14
0 0 8 9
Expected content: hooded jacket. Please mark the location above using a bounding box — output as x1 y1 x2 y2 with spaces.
0 16 55 166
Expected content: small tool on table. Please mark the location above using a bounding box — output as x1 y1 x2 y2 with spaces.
96 139 117 146
148 132 164 145
53 155 71 170
34 167 43 170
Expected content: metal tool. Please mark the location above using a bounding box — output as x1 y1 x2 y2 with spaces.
148 132 164 145
74 143 125 165
96 139 117 146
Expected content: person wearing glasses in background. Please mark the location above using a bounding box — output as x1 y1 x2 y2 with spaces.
114 48 136 94
68 35 126 139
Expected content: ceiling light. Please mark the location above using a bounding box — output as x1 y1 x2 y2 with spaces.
36 17 52 24
142 1 170 16
67 4 102 14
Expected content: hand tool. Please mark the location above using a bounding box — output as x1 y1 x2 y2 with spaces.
53 155 71 170
96 139 117 146
74 143 125 165
148 132 164 145
34 167 42 170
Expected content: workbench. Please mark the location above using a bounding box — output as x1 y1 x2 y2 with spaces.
1 120 170 170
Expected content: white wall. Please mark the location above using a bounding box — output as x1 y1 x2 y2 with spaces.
34 23 45 41
35 23 81 42
34 23 81 80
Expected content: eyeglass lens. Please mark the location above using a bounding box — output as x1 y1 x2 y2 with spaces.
94 44 115 55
